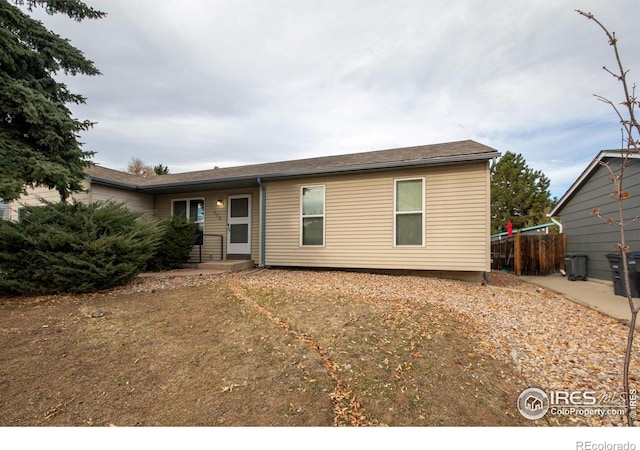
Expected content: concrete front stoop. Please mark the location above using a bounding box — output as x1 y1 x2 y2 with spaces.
139 260 256 278
188 260 255 271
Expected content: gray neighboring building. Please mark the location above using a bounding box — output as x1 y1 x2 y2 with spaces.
550 151 640 281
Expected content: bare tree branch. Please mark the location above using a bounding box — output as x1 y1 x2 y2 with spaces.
578 9 639 426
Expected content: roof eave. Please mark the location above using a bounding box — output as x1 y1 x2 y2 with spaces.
131 151 498 193
261 151 498 180
87 176 140 191
550 150 640 217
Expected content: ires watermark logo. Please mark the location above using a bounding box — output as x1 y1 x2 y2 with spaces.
517 388 549 420
517 387 637 420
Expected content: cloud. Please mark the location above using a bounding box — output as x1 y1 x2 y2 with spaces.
27 0 640 199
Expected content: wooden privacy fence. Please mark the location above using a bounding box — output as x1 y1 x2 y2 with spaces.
491 233 566 276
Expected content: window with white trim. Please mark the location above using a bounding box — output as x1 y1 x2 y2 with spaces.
301 185 325 246
394 178 424 246
172 198 205 234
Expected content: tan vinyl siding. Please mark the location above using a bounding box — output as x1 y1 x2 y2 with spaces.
154 188 259 264
88 184 154 218
7 182 153 220
8 183 90 221
264 162 490 272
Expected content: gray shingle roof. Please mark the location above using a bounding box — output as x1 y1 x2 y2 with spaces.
87 140 499 193
85 165 144 188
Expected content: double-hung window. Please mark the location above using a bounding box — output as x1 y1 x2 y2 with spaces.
394 178 424 246
301 185 325 246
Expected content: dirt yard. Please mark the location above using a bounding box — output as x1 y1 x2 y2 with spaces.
0 269 636 426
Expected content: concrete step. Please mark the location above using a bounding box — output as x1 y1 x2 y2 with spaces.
187 260 255 271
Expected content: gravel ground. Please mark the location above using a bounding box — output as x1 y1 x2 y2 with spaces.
123 268 639 426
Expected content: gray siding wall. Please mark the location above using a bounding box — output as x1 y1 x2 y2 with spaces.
559 157 640 281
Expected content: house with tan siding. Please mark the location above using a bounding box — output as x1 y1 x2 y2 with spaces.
3 166 154 222
5 140 499 281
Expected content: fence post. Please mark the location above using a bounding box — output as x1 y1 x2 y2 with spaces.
514 231 522 276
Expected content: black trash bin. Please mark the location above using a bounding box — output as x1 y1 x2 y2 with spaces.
605 252 640 297
565 253 588 281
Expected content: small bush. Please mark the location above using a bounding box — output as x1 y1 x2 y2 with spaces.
146 216 197 271
0 200 161 295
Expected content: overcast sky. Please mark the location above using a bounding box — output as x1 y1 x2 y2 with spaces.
29 0 640 199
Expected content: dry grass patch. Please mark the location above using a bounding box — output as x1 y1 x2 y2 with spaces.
237 275 530 426
0 270 532 426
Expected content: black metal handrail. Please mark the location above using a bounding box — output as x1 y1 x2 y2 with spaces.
190 232 224 263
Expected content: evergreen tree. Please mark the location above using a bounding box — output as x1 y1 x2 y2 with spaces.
0 200 160 295
153 163 170 175
490 151 554 234
0 0 105 201
146 216 197 271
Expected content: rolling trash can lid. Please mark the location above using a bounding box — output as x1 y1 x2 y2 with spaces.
605 252 640 260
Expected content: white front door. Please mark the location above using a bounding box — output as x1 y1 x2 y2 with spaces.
227 194 251 257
